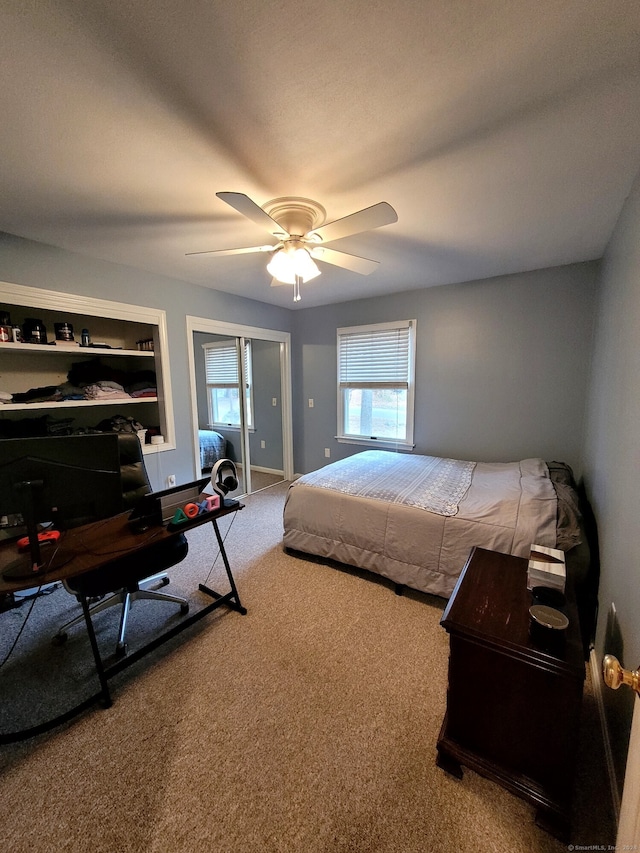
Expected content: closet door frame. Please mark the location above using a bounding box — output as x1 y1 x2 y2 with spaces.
185 316 293 486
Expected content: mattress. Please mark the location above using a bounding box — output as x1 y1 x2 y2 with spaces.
283 451 559 598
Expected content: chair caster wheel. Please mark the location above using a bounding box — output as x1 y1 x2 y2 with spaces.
52 632 68 646
180 603 189 615
115 642 128 658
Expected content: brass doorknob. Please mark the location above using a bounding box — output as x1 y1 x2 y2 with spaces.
603 654 640 695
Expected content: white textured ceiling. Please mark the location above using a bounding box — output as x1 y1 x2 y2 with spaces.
1 0 639 308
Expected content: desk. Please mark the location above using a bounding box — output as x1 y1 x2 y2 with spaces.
0 503 246 743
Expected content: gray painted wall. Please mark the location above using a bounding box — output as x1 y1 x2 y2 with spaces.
293 262 598 476
0 231 292 490
583 167 640 793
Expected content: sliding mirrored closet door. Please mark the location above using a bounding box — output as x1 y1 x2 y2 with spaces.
193 331 248 496
246 337 284 493
188 319 292 498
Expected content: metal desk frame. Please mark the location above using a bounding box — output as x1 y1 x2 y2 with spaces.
0 502 246 743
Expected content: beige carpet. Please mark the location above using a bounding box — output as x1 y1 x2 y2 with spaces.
0 481 615 852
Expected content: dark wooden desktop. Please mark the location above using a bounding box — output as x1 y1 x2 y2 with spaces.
0 501 245 742
436 547 585 842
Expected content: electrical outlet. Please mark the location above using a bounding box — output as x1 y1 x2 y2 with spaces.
324 448 331 458
309 398 314 408
166 474 176 488
261 440 266 448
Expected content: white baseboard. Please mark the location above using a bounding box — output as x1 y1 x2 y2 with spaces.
590 647 621 820
250 465 284 476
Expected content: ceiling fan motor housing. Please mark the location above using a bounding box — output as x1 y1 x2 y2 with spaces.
262 197 327 238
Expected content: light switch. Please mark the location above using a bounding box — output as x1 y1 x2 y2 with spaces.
272 397 277 407
308 398 314 408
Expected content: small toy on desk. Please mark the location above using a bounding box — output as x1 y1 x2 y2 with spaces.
165 461 239 531
17 530 60 551
169 494 220 527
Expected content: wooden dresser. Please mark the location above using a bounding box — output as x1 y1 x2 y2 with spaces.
436 547 585 841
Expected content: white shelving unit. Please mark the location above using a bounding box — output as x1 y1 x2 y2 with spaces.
0 281 176 453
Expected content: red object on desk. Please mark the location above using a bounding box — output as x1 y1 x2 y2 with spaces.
17 530 60 551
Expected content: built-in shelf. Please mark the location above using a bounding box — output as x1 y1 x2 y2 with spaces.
0 281 176 452
1 397 158 413
0 341 155 357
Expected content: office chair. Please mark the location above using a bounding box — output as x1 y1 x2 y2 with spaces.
54 433 189 657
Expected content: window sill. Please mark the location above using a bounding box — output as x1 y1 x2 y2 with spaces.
208 424 256 433
336 436 415 451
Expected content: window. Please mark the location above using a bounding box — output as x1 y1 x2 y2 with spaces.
337 320 416 448
203 339 253 428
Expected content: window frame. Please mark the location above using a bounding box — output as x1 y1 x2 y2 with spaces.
202 338 254 430
336 319 416 450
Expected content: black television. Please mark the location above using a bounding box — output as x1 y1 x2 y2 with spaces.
0 433 123 582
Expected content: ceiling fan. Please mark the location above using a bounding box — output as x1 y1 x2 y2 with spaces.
186 192 398 302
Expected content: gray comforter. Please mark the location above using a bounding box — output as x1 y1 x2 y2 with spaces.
283 451 557 598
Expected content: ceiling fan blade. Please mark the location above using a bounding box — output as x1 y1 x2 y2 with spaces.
185 245 275 257
310 246 379 275
309 201 397 243
216 192 286 236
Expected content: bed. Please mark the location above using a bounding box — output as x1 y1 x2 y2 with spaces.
198 429 227 472
283 450 587 601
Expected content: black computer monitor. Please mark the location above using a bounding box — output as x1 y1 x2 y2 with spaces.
0 433 123 582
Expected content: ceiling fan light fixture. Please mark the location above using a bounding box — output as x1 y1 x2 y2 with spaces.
266 246 320 284
266 248 295 283
292 247 321 282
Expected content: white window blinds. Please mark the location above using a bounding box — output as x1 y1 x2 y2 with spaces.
204 342 238 386
338 322 412 388
204 340 250 386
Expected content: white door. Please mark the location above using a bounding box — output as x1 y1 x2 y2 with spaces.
618 695 640 846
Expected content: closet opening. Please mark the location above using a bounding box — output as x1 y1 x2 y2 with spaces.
186 318 293 499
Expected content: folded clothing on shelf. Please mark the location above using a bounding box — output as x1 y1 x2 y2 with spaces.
12 385 61 404
83 381 131 400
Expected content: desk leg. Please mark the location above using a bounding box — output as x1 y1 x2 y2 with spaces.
198 519 247 615
80 595 113 708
